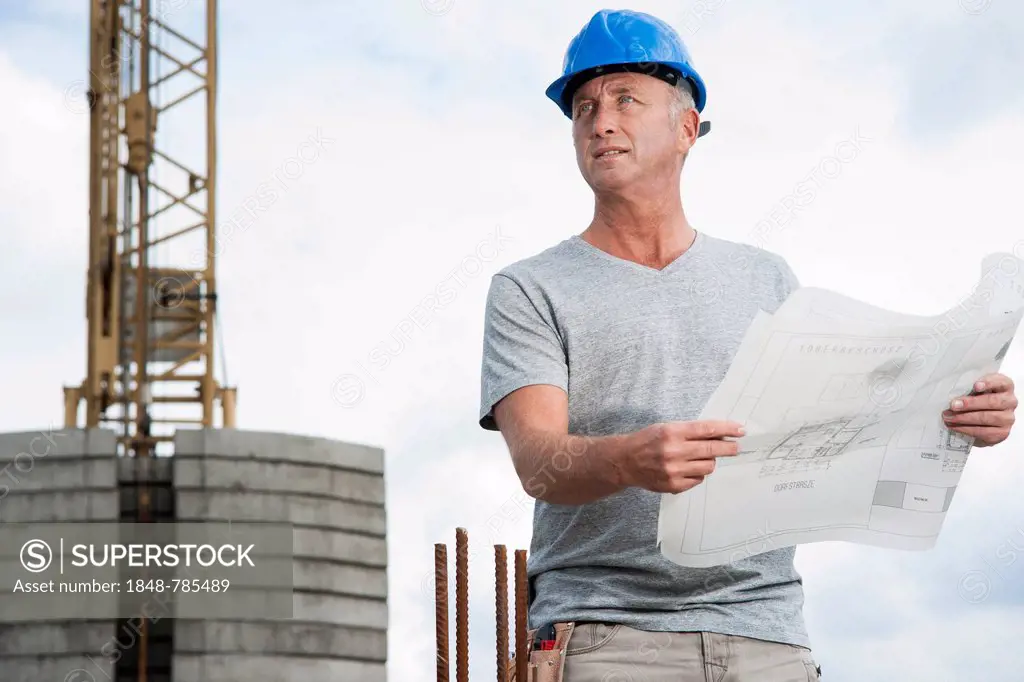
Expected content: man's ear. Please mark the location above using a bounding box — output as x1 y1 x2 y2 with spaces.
684 109 700 152
676 108 699 154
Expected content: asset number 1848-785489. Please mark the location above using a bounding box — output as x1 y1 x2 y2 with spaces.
126 578 230 593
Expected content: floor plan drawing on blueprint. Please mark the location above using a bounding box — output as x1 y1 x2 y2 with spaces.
657 252 1024 568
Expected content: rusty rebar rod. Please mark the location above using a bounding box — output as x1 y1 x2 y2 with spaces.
495 545 509 682
514 549 528 682
455 527 470 682
435 543 449 682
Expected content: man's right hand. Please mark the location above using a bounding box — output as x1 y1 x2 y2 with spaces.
621 421 745 494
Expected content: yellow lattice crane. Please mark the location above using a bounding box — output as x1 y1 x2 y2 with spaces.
61 1 234 679
64 0 234 453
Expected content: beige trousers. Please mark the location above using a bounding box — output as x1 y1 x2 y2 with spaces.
562 623 822 682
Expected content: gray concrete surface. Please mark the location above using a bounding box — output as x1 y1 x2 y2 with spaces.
175 428 384 474
293 558 388 597
176 489 386 535
0 427 389 681
0 427 116 460
5 655 115 682
0 490 119 522
0 429 120 679
0 621 115 655
174 653 387 682
171 428 388 680
174 620 387 660
173 456 385 504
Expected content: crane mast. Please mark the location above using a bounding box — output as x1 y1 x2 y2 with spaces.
65 0 235 454
63 3 233 678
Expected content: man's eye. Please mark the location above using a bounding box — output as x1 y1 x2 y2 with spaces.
619 95 635 104
576 102 593 116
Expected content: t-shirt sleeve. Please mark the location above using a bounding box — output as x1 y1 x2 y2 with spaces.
478 273 568 431
776 256 801 302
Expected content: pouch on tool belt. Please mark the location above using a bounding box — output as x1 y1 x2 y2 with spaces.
505 626 538 682
527 622 575 682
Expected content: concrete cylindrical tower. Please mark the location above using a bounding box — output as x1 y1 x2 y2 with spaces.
0 427 387 682
0 429 121 682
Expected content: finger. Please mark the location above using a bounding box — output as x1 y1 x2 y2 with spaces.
943 409 1015 428
949 391 1018 412
971 373 1014 394
945 424 1007 444
680 420 746 440
677 458 718 478
691 439 740 460
661 466 715 490
665 476 707 494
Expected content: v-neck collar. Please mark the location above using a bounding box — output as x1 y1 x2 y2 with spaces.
569 230 704 276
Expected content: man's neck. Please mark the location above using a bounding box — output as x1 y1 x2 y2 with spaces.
583 194 695 270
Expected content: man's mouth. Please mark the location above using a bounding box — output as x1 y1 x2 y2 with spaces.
595 148 629 159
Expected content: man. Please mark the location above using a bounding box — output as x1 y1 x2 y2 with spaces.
478 9 1018 681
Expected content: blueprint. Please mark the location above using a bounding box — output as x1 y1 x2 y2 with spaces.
657 253 1024 568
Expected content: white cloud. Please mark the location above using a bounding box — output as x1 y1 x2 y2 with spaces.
2 2 1024 680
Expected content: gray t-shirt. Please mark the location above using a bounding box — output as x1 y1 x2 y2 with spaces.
478 230 810 649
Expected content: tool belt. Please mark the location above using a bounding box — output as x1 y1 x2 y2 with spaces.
507 622 575 682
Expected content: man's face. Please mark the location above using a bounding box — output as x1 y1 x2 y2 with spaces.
571 72 694 195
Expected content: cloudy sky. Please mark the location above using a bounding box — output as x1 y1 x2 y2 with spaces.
2 0 1023 680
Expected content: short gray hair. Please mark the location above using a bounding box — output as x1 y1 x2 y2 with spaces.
667 78 695 124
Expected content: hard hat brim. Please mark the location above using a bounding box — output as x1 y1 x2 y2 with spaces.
546 61 708 124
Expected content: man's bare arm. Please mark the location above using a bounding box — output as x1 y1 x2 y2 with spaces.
493 385 745 506
492 385 630 505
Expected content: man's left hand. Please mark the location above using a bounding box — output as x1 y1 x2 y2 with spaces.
943 373 1018 447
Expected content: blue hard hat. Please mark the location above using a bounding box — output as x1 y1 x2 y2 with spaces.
546 9 710 135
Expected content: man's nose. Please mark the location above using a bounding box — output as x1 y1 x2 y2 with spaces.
592 106 619 136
